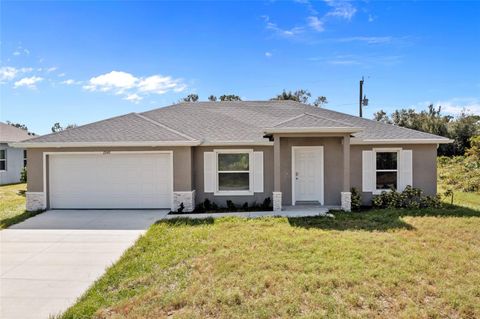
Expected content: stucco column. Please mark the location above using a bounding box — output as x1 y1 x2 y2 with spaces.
341 135 351 211
273 135 282 211
343 135 351 192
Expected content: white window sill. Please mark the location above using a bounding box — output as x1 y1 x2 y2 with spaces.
214 191 254 196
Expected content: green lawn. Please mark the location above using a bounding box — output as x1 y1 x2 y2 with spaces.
0 183 42 229
62 203 480 318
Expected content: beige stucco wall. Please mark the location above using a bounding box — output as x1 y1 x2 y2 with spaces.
350 144 438 205
26 146 194 193
193 146 274 206
26 142 438 209
280 136 345 206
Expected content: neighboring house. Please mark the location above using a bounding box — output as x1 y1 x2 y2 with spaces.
11 101 451 212
0 122 31 185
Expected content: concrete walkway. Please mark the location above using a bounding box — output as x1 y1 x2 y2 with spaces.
0 210 169 319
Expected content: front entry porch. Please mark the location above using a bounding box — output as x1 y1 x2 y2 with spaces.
270 132 355 212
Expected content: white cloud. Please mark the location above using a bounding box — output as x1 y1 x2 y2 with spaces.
84 71 138 93
294 0 318 15
124 93 143 103
263 15 304 38
84 70 186 102
20 67 34 73
307 16 324 32
12 47 30 57
14 76 43 89
138 75 186 94
46 67 58 73
337 36 393 44
265 52 273 58
312 54 402 66
368 14 375 22
0 67 18 81
324 0 357 20
431 98 480 115
58 73 66 77
61 79 80 85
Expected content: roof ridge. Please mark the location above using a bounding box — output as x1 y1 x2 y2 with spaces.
134 113 197 141
302 112 354 127
273 112 353 128
272 113 307 127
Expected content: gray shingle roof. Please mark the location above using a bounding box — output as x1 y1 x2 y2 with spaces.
18 100 450 145
273 113 354 128
0 122 33 142
24 113 193 143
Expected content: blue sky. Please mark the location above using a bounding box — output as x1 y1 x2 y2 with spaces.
1 0 479 135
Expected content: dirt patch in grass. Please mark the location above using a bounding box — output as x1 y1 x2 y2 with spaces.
62 207 480 319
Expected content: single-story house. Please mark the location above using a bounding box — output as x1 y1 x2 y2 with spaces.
1 122 31 185
11 101 451 212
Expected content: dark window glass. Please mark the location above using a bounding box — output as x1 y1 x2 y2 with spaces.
218 173 249 191
0 150 5 171
376 152 397 170
218 153 249 171
376 172 397 190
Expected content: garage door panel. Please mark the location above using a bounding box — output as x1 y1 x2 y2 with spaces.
49 153 172 209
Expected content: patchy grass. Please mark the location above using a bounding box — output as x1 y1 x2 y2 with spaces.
0 183 42 229
62 205 480 319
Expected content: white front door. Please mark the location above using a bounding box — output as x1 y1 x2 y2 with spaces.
293 147 324 204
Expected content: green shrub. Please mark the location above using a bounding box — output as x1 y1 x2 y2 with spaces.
20 167 27 183
261 197 272 210
203 198 212 211
177 202 185 213
226 200 237 211
350 187 362 211
372 186 441 209
438 144 480 193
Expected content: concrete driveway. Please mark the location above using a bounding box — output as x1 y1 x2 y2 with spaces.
0 209 168 319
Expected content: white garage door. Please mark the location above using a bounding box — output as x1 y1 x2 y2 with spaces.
49 153 172 209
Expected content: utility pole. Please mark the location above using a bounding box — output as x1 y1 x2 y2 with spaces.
359 76 364 117
359 76 368 117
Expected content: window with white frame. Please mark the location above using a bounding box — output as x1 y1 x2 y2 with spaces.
23 150 27 167
375 151 398 190
216 151 252 193
0 149 6 171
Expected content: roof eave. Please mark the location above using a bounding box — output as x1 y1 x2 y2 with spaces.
9 140 202 148
350 138 454 145
200 140 274 146
264 127 364 134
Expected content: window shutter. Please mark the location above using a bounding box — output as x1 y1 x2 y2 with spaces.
362 150 374 192
399 150 413 191
253 151 264 193
204 152 215 193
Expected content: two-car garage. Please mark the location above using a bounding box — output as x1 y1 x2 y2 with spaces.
48 152 173 209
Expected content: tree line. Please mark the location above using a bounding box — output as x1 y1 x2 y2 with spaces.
374 105 479 156
180 89 328 107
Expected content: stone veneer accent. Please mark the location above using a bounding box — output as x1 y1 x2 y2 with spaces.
173 190 196 212
273 192 282 211
26 192 46 211
341 191 351 212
